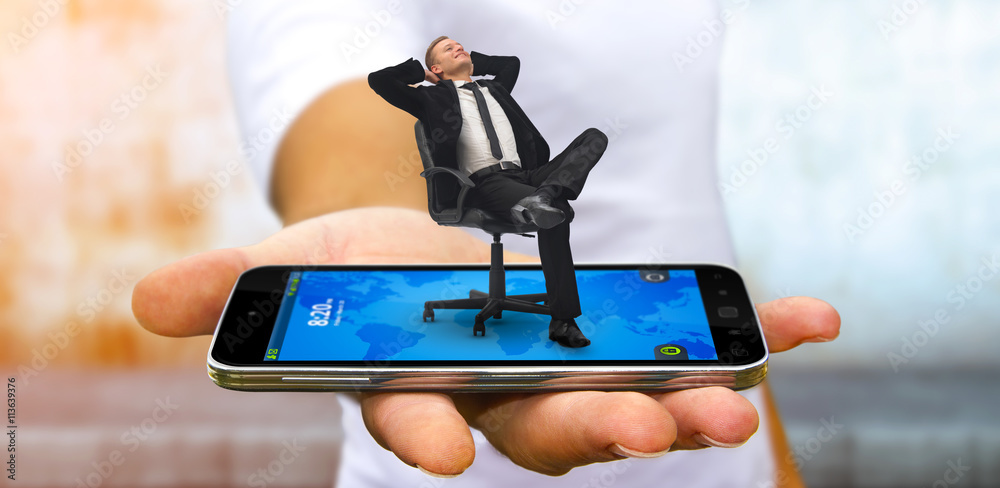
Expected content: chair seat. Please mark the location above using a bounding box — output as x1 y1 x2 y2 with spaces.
438 207 541 235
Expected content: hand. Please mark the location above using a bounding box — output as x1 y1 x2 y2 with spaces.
424 69 441 84
133 206 841 477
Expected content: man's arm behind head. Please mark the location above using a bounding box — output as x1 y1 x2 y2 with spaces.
470 51 520 92
368 58 427 118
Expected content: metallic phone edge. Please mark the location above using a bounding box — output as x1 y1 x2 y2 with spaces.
206 354 768 392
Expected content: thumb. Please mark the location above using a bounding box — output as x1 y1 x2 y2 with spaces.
132 247 252 337
130 222 314 337
132 207 492 338
131 223 321 338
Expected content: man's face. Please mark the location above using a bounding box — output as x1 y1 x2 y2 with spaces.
431 38 472 77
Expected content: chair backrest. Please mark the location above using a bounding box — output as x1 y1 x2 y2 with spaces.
414 121 538 235
414 121 459 217
414 121 434 171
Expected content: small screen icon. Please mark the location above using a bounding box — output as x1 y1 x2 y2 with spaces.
718 306 739 318
654 344 689 360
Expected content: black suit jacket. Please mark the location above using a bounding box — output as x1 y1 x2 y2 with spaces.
368 52 550 173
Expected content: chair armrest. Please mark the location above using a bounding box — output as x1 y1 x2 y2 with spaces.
419 167 476 225
419 167 476 188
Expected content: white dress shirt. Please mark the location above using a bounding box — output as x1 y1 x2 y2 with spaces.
453 79 522 175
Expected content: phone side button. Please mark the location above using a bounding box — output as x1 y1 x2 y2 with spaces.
282 376 371 385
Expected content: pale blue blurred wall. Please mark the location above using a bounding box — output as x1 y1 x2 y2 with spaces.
717 0 1000 371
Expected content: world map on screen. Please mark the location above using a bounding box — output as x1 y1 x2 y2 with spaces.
273 269 717 362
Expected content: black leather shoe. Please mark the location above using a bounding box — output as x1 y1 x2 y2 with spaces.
549 318 591 348
511 195 565 229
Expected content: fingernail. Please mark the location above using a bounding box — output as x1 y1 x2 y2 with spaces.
804 335 833 343
416 464 461 479
609 443 668 459
692 433 745 449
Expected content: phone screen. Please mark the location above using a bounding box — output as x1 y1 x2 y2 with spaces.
260 268 719 363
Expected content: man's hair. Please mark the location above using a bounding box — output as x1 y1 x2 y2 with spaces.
425 35 450 68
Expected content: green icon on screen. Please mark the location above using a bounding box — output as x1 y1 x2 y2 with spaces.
653 344 689 360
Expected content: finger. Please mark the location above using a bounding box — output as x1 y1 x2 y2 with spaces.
130 218 322 337
652 386 759 451
455 391 676 476
361 392 476 477
132 247 251 337
756 296 841 353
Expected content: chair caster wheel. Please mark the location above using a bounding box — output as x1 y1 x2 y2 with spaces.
493 311 502 319
423 309 434 322
473 321 486 336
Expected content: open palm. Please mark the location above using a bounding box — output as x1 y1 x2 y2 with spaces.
132 206 839 477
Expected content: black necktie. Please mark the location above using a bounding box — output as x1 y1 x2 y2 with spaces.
461 81 504 160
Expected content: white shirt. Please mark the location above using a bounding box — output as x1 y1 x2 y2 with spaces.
228 1 773 487
453 79 522 175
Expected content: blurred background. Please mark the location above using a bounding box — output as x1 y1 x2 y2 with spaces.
1 0 998 487
0 1 337 487
719 2 1000 487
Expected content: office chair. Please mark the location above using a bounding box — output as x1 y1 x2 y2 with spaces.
415 121 551 336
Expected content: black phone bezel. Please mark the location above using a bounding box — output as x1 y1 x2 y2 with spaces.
210 264 767 367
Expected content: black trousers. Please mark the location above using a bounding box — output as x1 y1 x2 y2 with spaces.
467 128 608 319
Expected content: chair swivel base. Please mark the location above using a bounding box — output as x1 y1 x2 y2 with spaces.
423 290 550 336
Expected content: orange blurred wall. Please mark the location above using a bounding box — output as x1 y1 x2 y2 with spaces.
0 0 276 371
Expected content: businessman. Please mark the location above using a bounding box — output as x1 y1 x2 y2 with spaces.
369 37 608 347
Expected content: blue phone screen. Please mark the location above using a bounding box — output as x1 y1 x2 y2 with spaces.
263 269 717 362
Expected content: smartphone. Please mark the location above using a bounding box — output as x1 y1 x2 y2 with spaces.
207 263 767 392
